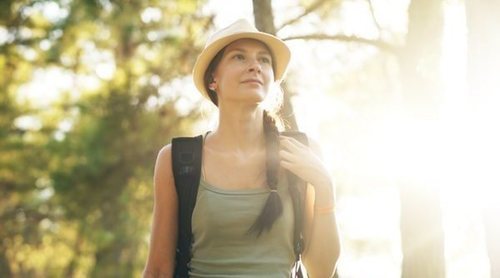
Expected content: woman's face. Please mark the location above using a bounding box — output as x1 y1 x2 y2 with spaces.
211 38 274 105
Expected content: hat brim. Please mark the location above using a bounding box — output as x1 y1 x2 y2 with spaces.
193 32 290 98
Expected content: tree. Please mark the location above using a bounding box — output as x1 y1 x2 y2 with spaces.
465 0 500 276
0 0 213 275
252 0 298 130
0 1 59 274
396 0 446 276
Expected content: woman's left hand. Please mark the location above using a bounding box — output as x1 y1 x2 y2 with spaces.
278 135 332 191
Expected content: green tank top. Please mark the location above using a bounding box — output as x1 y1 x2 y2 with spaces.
189 173 295 277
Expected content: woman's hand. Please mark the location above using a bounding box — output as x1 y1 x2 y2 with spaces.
278 135 333 194
279 135 340 276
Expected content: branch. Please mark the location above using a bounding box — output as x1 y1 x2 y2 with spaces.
282 34 397 52
276 0 331 31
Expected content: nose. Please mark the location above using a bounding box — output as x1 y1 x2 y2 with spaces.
247 57 262 73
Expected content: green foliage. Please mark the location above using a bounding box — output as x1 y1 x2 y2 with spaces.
0 0 212 275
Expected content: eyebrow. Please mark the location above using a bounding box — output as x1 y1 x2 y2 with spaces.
226 48 272 56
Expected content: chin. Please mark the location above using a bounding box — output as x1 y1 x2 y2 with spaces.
245 94 267 104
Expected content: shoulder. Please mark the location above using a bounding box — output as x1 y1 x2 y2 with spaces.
154 144 174 192
156 143 172 170
155 134 203 180
158 143 172 160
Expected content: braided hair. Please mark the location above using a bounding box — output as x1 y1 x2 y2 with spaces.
248 110 283 236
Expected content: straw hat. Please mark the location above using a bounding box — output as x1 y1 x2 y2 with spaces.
192 19 291 98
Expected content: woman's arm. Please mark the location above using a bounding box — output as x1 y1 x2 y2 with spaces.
301 180 340 278
143 145 178 277
279 136 340 277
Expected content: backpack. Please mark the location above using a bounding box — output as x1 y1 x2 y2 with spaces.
171 131 308 278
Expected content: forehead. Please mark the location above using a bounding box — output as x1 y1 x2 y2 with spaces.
225 38 271 54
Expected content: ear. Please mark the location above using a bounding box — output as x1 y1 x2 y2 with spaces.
208 78 217 91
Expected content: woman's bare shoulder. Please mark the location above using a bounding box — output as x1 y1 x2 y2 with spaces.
157 144 172 163
158 142 172 155
154 144 175 194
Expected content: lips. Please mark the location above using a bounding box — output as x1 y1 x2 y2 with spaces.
241 78 263 85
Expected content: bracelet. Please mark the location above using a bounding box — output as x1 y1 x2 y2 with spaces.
314 204 336 214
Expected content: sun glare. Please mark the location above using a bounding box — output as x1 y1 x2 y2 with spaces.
290 0 495 276
440 1 500 208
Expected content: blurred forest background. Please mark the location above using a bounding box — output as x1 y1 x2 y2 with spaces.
1 0 499 277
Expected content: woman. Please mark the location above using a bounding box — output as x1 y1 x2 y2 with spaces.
143 19 340 277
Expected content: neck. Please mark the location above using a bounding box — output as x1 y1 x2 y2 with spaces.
210 102 265 152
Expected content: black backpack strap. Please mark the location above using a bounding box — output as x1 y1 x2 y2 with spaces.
171 135 203 278
280 131 309 278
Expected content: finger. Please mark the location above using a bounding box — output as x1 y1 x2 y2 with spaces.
279 149 297 162
280 160 294 171
281 135 308 149
279 135 299 144
279 136 305 151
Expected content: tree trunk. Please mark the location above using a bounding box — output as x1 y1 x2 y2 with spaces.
90 201 130 277
252 0 298 130
398 0 446 277
252 0 276 34
465 1 500 277
465 0 500 102
0 245 12 277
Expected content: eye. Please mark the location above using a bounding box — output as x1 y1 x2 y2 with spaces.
259 56 271 64
233 54 245 61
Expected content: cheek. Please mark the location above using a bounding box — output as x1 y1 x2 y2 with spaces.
264 67 274 83
214 68 236 88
